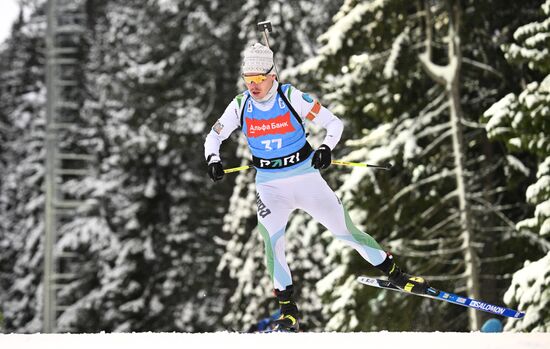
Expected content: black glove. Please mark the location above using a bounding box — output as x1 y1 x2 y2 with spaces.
207 161 224 182
311 144 332 169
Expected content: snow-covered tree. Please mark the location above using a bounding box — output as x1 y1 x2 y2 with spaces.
2 0 261 332
52 0 245 332
483 0 550 331
0 4 48 332
289 0 545 331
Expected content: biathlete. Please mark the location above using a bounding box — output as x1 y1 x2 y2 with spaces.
204 43 429 331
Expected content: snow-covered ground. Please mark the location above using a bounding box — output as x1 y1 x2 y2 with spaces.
1 332 549 349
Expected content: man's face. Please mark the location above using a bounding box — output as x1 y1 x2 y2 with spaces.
243 73 276 99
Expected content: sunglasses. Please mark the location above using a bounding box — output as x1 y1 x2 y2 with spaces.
242 65 274 84
242 74 269 84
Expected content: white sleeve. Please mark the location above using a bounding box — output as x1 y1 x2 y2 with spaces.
288 86 344 150
204 99 242 163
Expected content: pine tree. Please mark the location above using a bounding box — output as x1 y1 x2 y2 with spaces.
291 0 544 331
52 0 246 332
1 0 254 332
483 0 550 331
0 4 48 332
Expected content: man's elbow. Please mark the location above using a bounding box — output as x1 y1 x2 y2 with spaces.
332 117 344 135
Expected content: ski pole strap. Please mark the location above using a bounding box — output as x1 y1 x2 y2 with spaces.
252 142 312 169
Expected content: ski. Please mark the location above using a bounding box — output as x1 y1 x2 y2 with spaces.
357 276 525 319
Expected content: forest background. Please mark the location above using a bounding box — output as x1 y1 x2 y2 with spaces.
0 0 548 333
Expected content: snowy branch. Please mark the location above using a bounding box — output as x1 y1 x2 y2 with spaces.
460 119 485 129
404 236 461 246
462 57 504 80
471 203 524 212
388 190 458 238
480 254 515 263
419 89 447 115
418 51 454 85
419 190 458 223
479 274 514 280
422 212 460 237
471 196 550 252
393 244 466 257
418 0 462 87
416 122 451 139
422 273 468 281
390 169 455 205
418 128 452 158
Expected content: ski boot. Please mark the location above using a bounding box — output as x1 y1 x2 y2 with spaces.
375 253 430 295
272 285 300 332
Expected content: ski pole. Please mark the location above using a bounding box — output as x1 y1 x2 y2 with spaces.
223 165 250 174
331 160 393 170
257 20 280 77
223 161 392 174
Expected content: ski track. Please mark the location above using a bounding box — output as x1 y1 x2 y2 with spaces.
1 332 549 349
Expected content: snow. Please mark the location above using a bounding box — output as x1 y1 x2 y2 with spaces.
0 0 19 44
525 157 550 206
157 0 179 13
319 0 386 56
542 74 550 92
483 93 515 137
504 253 550 332
506 155 530 177
0 332 549 349
383 28 409 79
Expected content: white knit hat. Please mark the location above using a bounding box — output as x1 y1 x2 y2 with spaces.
242 43 275 75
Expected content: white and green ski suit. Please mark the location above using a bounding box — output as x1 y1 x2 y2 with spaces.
204 80 387 290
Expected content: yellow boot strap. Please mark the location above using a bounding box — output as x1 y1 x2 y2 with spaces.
404 277 425 292
280 314 297 325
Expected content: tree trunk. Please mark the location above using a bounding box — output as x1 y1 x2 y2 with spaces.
449 75 481 330
418 0 481 330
